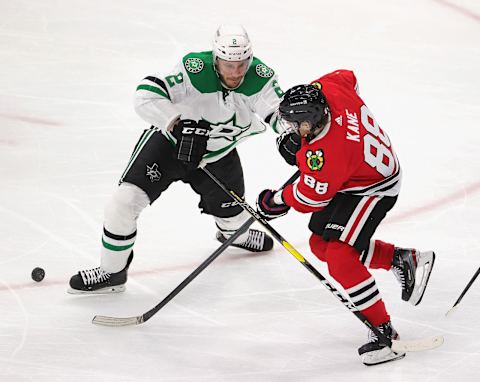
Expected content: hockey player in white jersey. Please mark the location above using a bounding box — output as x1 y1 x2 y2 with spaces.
69 25 284 293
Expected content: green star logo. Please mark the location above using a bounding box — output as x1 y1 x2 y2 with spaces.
185 58 204 74
255 64 274 78
205 114 252 142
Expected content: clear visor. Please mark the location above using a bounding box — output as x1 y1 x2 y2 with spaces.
278 115 300 134
215 58 250 74
278 115 316 138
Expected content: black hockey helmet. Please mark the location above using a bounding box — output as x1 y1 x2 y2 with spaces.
279 84 329 139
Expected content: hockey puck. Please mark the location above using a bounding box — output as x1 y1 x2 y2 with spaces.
31 267 45 282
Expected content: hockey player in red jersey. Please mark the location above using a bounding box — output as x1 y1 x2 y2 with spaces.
256 70 435 366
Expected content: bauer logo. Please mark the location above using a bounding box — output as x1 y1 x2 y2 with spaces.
146 163 161 182
326 223 345 232
184 58 204 74
255 64 274 78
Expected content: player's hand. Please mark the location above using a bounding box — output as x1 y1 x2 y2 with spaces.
173 119 211 170
276 129 301 166
256 189 290 220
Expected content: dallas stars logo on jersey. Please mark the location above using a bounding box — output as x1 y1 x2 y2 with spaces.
255 64 274 78
185 58 204 73
146 163 162 182
207 114 252 142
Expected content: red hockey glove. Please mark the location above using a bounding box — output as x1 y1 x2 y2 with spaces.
256 189 290 221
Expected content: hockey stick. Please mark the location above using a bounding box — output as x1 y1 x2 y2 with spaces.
200 167 443 353
92 170 300 327
446 266 480 317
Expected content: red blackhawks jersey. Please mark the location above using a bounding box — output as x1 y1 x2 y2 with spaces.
282 70 401 213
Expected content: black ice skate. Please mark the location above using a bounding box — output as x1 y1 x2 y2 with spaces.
216 229 273 252
358 321 405 366
392 247 435 306
68 252 134 294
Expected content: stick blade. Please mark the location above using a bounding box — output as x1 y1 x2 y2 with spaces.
391 335 444 352
92 314 144 327
445 304 459 317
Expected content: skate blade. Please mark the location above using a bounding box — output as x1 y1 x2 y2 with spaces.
67 285 125 295
362 347 406 366
409 251 435 306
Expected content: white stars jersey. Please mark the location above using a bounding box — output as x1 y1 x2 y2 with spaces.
134 51 283 164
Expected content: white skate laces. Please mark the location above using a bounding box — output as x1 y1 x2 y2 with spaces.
216 228 274 252
241 229 265 251
392 248 435 306
358 321 405 366
392 250 416 293
80 267 111 286
68 251 133 294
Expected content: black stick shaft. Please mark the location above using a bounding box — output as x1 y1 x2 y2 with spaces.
202 166 393 347
451 267 480 308
141 170 300 323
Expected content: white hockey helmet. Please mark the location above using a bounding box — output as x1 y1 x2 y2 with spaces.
212 25 253 63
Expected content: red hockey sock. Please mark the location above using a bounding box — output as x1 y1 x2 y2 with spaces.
325 240 390 326
361 240 395 271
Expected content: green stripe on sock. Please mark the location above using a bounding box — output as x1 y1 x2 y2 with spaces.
102 238 135 252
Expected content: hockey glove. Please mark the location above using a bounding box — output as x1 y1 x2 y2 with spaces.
256 189 290 221
276 129 301 166
173 119 211 170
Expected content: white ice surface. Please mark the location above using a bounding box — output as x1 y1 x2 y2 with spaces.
1 0 479 381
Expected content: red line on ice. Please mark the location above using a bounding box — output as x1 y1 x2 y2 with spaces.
0 113 62 127
434 0 480 22
385 180 480 224
1 180 479 292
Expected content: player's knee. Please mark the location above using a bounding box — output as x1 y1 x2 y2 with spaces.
104 183 150 233
325 240 359 281
309 234 328 262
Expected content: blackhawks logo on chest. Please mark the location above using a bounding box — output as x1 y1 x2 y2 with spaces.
306 149 325 171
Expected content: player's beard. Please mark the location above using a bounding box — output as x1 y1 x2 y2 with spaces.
220 74 244 89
